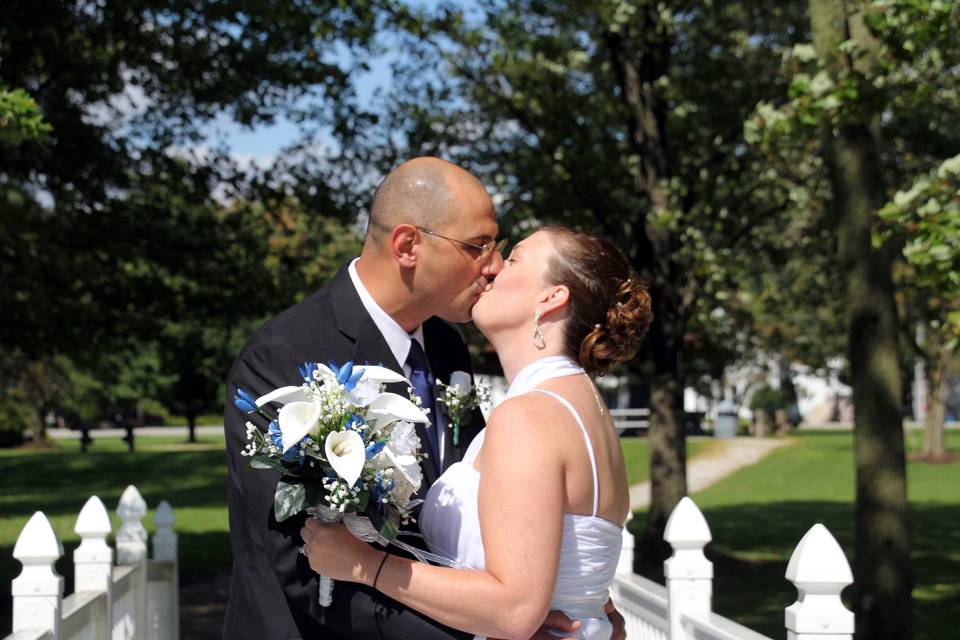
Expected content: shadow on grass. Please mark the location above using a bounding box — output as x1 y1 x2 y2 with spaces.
631 501 960 640
0 449 229 517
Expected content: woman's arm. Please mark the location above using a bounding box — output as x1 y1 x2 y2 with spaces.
301 396 567 639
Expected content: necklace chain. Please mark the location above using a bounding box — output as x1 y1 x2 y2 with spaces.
585 373 606 416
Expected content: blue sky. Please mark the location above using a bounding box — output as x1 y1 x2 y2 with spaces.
211 54 395 166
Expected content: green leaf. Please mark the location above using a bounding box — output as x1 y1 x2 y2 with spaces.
250 455 287 473
377 514 399 542
274 480 306 522
354 490 370 512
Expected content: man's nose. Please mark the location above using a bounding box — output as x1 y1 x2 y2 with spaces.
481 250 504 277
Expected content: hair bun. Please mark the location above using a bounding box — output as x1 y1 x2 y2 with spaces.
544 227 654 375
579 276 653 375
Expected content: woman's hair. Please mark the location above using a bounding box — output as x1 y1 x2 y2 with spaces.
543 227 653 375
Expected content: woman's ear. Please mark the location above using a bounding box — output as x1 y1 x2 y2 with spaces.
391 224 419 268
537 285 569 319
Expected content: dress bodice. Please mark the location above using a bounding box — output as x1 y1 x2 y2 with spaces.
419 359 622 640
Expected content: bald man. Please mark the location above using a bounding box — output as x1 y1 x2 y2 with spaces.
223 158 626 640
222 158 503 640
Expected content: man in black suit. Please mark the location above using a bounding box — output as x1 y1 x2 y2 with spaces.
223 157 623 640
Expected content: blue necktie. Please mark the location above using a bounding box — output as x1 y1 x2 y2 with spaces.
406 339 440 471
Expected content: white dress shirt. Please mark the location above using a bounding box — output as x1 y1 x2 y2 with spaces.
348 258 444 465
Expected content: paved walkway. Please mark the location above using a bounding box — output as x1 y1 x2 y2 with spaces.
629 437 793 509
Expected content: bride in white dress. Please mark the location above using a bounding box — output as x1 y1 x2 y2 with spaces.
302 227 652 640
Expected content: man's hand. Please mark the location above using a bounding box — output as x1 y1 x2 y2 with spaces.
522 609 581 640
605 598 626 640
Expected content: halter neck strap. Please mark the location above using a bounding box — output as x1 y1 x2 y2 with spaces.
504 356 584 400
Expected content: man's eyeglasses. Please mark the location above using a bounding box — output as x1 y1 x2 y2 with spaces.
416 226 507 262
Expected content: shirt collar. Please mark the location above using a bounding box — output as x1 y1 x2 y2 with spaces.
348 258 424 368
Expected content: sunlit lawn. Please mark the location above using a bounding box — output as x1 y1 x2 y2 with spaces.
3 430 955 639
630 429 960 640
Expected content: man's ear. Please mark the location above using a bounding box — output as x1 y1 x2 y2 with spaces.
537 285 569 319
391 224 419 268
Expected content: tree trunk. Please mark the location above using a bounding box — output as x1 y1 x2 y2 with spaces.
604 6 687 564
922 333 949 457
187 413 197 443
809 3 913 638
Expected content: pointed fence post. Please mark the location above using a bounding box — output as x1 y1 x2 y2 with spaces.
785 524 854 639
152 500 177 562
153 499 180 638
664 497 713 640
616 512 635 576
12 511 64 638
117 484 149 638
74 495 113 637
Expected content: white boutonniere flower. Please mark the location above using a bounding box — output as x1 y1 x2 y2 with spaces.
436 371 491 445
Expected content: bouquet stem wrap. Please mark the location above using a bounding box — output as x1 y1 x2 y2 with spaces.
310 506 343 607
308 507 465 607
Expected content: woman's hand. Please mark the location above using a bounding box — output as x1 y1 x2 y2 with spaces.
300 518 381 585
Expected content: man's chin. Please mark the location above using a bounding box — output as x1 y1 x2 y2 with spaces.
436 307 473 324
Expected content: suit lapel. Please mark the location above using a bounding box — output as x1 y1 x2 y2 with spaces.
329 266 442 488
423 319 470 471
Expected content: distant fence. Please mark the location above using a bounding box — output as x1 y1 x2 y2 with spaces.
612 409 706 436
4 485 178 640
612 497 854 639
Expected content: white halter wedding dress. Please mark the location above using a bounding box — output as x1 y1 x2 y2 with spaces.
420 356 623 640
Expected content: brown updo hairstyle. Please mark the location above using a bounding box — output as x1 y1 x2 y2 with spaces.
543 227 653 375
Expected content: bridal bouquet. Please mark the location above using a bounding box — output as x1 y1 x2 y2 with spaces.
234 361 430 605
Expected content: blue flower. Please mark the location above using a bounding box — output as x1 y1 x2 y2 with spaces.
365 440 386 459
328 360 364 391
268 420 302 463
234 388 257 414
299 362 319 382
344 413 365 431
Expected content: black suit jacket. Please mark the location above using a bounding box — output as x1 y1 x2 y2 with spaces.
222 265 484 640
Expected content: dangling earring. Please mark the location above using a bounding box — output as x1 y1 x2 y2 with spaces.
533 310 546 349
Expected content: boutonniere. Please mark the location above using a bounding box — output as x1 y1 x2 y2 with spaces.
435 371 491 446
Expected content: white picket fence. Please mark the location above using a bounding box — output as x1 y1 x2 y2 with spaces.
612 497 854 639
4 485 851 640
4 485 178 640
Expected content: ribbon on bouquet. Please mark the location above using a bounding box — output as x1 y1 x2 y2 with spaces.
307 506 465 607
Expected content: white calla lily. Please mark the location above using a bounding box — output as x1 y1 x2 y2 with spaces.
256 386 311 407
353 365 408 384
325 430 366 487
366 392 430 425
314 363 336 379
277 400 321 452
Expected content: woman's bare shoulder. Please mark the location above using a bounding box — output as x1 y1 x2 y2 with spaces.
484 392 572 444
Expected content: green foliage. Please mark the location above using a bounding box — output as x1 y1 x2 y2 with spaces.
748 384 795 414
0 86 50 146
370 0 813 386
0 0 379 362
877 154 960 348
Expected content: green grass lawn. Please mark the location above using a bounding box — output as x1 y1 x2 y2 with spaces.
630 429 960 640
620 436 716 486
2 430 955 639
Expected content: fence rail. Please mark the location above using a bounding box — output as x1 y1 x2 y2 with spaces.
6 486 851 639
4 486 178 640
611 497 854 640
